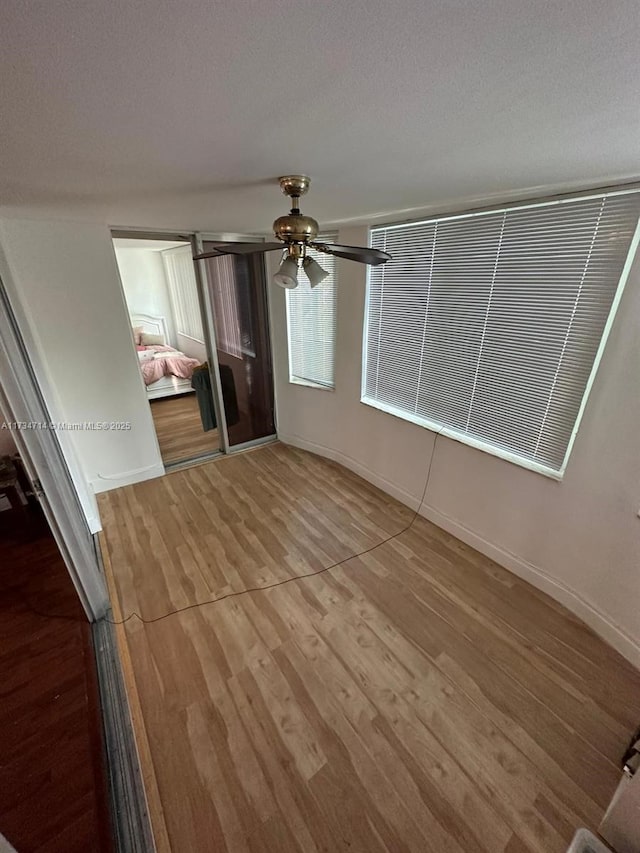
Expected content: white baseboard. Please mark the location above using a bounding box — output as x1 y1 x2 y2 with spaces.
91 462 165 493
86 513 102 534
279 432 640 669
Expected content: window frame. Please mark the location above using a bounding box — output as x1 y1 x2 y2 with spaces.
360 185 640 479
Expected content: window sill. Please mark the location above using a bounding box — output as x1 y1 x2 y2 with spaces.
289 378 335 392
360 396 565 481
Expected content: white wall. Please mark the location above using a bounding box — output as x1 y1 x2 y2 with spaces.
270 226 640 667
115 247 178 347
0 218 164 498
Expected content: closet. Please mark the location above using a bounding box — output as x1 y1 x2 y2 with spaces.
113 231 275 468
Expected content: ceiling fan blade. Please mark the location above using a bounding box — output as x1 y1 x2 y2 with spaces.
194 241 283 260
309 242 391 266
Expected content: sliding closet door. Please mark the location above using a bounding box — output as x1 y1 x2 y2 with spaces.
198 244 275 447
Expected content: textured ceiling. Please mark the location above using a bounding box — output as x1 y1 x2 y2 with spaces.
1 0 639 232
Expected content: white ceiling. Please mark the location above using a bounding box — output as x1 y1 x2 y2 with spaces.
1 0 639 232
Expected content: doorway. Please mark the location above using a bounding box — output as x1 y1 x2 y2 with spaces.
112 235 220 467
113 230 276 467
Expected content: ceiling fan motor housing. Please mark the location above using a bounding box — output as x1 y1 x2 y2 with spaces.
274 174 319 250
273 213 319 245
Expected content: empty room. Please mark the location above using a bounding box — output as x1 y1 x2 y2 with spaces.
0 2 639 852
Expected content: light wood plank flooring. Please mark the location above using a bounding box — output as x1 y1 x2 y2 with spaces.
150 393 218 465
98 443 640 853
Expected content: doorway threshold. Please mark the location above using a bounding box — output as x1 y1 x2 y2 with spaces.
228 434 278 455
163 450 222 475
162 436 279 476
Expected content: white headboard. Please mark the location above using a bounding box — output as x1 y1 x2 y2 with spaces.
130 313 169 344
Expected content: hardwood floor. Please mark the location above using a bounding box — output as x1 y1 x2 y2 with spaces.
150 393 219 465
97 443 640 853
0 509 113 853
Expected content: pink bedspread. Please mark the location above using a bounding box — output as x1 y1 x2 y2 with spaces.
139 345 201 386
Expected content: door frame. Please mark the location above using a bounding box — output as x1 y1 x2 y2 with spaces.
193 233 231 453
111 226 278 459
0 274 109 621
111 227 231 461
111 229 223 470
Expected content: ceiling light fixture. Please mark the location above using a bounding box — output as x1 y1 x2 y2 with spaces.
273 255 299 289
302 256 329 288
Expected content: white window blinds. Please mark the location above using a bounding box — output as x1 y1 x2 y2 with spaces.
162 245 205 343
363 190 640 474
207 254 244 358
286 238 337 388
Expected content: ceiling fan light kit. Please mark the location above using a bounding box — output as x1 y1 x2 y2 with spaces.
273 255 299 289
193 174 392 289
302 255 330 288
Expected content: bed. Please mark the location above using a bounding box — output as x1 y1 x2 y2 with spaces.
131 313 201 400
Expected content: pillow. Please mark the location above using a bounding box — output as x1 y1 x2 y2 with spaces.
140 332 164 346
132 325 144 345
137 350 154 362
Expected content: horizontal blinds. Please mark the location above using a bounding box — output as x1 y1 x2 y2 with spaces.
162 246 205 343
286 237 337 388
207 254 244 358
364 190 640 471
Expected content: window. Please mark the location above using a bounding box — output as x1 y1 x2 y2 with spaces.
207 254 245 358
363 189 640 475
162 245 205 343
286 237 337 389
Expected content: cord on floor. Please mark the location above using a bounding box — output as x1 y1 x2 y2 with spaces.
21 432 442 626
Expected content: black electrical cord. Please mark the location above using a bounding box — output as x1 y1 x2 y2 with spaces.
19 432 442 626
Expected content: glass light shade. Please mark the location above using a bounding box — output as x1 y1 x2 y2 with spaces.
303 256 329 288
273 256 299 289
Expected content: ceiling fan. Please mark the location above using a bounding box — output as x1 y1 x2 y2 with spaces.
193 175 391 289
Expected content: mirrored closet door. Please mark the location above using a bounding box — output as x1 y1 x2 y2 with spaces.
196 239 276 449
113 234 221 468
